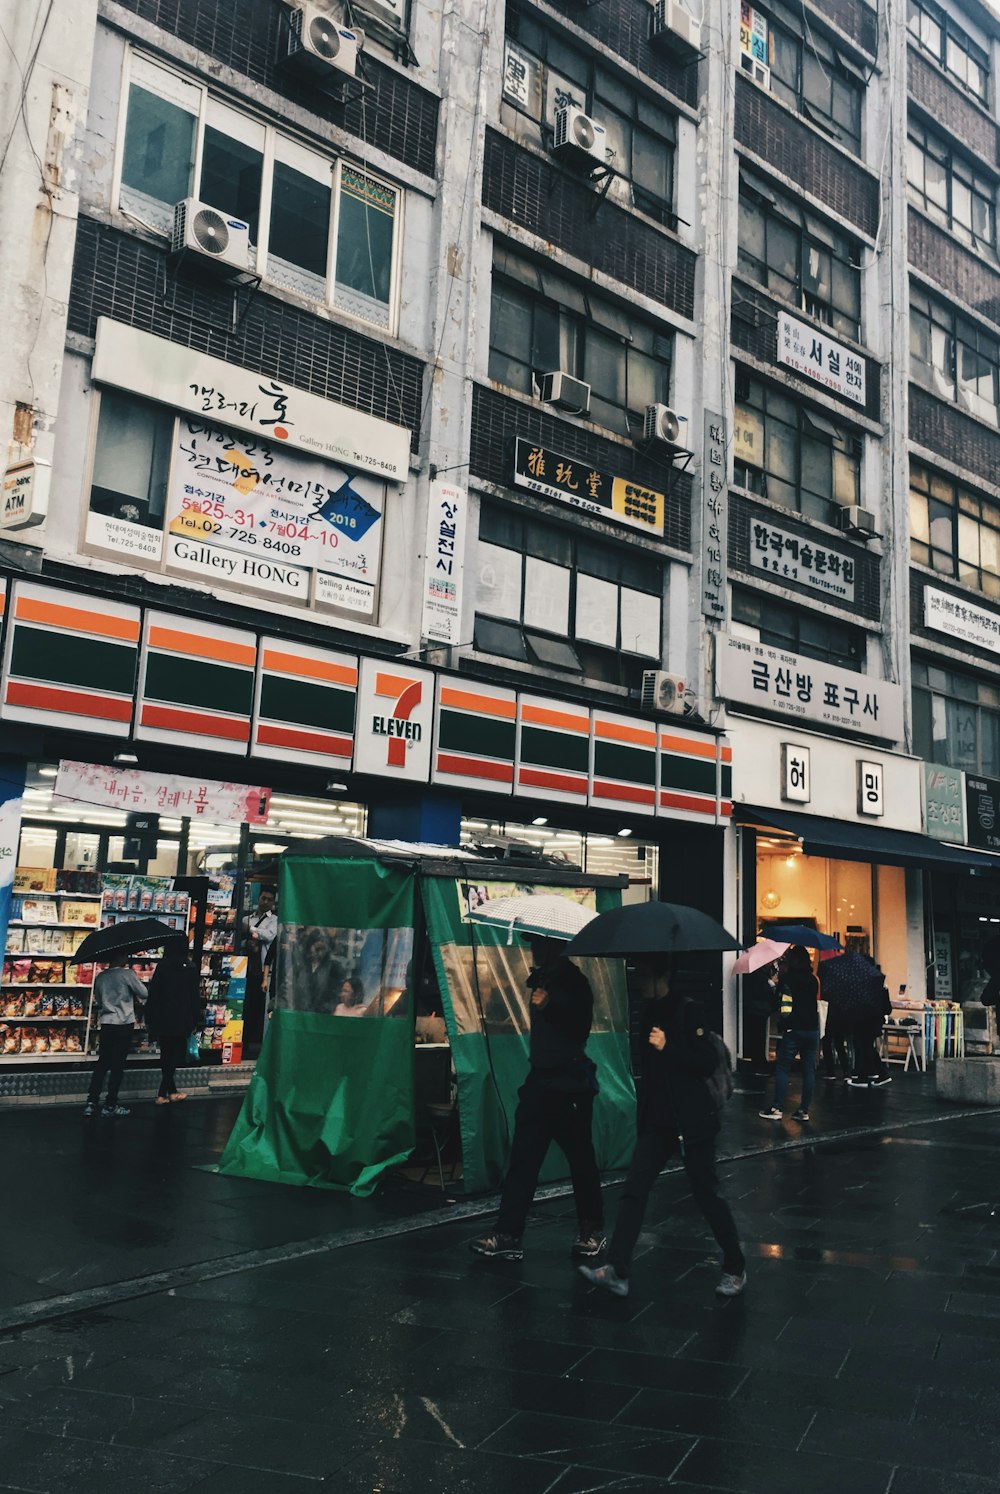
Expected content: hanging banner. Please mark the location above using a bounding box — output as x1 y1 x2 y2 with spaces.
420 481 466 646
54 761 271 824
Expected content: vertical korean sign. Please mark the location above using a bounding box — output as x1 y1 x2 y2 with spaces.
0 761 24 961
702 411 728 621
420 481 466 647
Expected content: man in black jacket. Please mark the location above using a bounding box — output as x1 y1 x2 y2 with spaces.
580 955 745 1299
471 935 604 1262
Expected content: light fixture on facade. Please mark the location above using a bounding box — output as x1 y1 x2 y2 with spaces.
617 827 633 838
113 752 139 766
38 766 57 777
532 816 548 826
325 781 348 794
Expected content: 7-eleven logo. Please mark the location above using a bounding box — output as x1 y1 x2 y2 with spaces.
372 671 424 767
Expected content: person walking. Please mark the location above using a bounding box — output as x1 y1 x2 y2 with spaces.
145 936 203 1105
580 955 745 1300
759 945 819 1122
241 887 277 1054
83 952 147 1118
470 935 604 1262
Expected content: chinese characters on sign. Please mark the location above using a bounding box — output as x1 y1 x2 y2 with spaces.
966 774 1000 853
923 763 965 844
54 761 271 824
420 481 466 646
502 42 537 109
512 439 664 536
924 587 1000 657
716 635 905 742
702 411 728 620
857 760 884 817
750 521 856 603
776 311 866 408
781 743 810 803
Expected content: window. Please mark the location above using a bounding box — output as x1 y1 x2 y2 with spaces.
738 173 862 339
910 286 1000 422
501 17 677 225
733 371 862 524
489 246 673 438
910 462 1000 599
907 119 996 253
907 0 989 102
475 503 662 685
117 54 402 331
739 2 863 152
913 658 1000 775
732 586 863 669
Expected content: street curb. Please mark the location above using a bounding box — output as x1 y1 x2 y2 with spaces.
2 1102 998 1338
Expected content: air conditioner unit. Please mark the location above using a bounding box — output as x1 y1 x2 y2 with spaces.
286 4 360 78
643 403 683 446
538 371 591 416
833 504 877 539
171 199 252 278
641 670 687 716
751 60 770 87
552 106 608 166
650 0 701 57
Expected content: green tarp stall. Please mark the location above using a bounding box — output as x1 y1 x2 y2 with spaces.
217 838 636 1197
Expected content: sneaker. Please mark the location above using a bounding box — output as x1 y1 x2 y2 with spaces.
571 1230 607 1259
578 1263 629 1297
869 1074 892 1087
82 1102 96 1118
846 1077 871 1088
792 1109 810 1122
469 1232 522 1261
101 1104 130 1118
716 1269 747 1298
758 1107 782 1120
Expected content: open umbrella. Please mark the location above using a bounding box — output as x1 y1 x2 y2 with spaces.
761 924 842 951
69 918 181 965
466 893 595 944
732 938 790 975
566 900 739 958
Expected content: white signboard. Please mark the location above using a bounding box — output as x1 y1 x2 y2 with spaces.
781 743 810 802
503 42 538 108
420 481 465 646
1 459 47 529
54 760 271 823
777 311 866 407
353 659 434 781
750 519 856 603
924 586 1000 656
92 319 411 482
717 634 904 742
857 760 884 817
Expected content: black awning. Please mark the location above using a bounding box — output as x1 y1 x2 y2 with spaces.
738 806 1000 873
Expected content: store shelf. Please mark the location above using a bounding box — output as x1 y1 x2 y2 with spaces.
0 1053 90 1063
1 983 91 991
8 922 101 930
14 892 102 900
8 1016 88 1023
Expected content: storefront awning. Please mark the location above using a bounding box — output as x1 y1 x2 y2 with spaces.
738 806 1000 873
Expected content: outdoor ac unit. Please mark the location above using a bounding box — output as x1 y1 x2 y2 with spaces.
641 670 687 716
650 0 702 57
538 371 591 416
171 199 252 278
643 403 683 446
552 106 608 166
286 4 360 78
833 504 877 539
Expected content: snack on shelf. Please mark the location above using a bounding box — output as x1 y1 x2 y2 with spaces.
62 900 100 927
14 867 56 893
32 1030 49 1054
52 994 69 1018
21 898 58 924
36 993 53 1018
12 959 31 983
6 930 23 955
70 993 85 1018
65 1029 82 1053
73 963 94 986
1 1024 19 1053
29 960 62 984
55 870 101 895
2 958 11 981
2 991 22 1017
22 991 40 1018
48 1026 66 1052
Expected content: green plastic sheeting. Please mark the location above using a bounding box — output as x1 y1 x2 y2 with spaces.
216 856 416 1195
423 879 635 1196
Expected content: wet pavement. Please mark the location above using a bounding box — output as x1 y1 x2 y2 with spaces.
2 1072 1000 1491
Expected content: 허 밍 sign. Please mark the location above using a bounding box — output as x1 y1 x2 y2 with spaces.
777 311 866 407
513 439 664 535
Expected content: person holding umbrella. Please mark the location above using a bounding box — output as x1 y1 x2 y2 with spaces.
83 951 147 1119
820 951 892 1087
758 945 819 1123
145 936 203 1105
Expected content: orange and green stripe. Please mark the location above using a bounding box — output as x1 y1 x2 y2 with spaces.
253 640 358 764
433 682 516 787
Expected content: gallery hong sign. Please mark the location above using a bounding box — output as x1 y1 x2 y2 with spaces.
716 634 904 742
513 439 664 536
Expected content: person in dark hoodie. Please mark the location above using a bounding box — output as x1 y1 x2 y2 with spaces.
144 936 203 1105
579 955 745 1300
470 934 604 1262
759 944 819 1122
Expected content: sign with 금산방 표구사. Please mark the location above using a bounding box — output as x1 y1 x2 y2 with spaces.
420 481 465 646
924 762 965 844
512 439 664 535
716 635 904 742
776 311 866 406
750 519 855 603
924 586 1000 656
965 774 1000 852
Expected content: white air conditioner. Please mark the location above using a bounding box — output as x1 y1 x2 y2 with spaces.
751 60 770 87
650 0 702 57
171 199 252 277
833 504 877 539
286 4 360 78
538 371 591 416
643 403 683 445
641 670 687 716
552 106 608 166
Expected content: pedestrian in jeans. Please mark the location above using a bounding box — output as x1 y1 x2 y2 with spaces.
145 936 202 1105
84 953 147 1118
580 956 746 1300
471 935 604 1262
759 945 819 1123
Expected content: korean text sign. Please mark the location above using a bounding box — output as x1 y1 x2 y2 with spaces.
776 311 866 407
420 481 465 646
513 439 664 535
716 635 904 742
750 520 855 603
54 761 271 825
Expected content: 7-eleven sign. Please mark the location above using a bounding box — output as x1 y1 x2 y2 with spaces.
354 658 434 781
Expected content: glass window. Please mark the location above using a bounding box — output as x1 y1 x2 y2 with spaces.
913 657 1000 775
908 0 990 102
334 167 398 330
742 5 863 152
88 390 173 537
269 145 331 300
733 372 862 523
738 177 862 339
907 118 996 254
909 460 1000 598
732 586 863 669
120 78 197 232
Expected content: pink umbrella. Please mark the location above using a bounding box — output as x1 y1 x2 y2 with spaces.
732 938 790 976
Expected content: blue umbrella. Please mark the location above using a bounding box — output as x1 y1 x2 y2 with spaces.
762 924 842 950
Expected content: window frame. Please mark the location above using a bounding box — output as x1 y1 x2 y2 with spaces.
909 460 1000 599
113 50 404 335
912 656 1000 776
739 2 864 153
907 117 997 255
732 370 863 525
907 0 990 103
731 584 864 669
910 286 1000 422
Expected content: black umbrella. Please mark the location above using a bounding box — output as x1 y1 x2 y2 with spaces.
69 919 181 965
763 923 842 950
818 951 886 1016
566 901 740 957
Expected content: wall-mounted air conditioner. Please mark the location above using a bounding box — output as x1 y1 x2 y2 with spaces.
285 3 361 78
643 403 683 445
833 504 877 539
641 670 687 716
650 0 701 58
171 200 252 278
538 371 591 416
552 106 608 166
